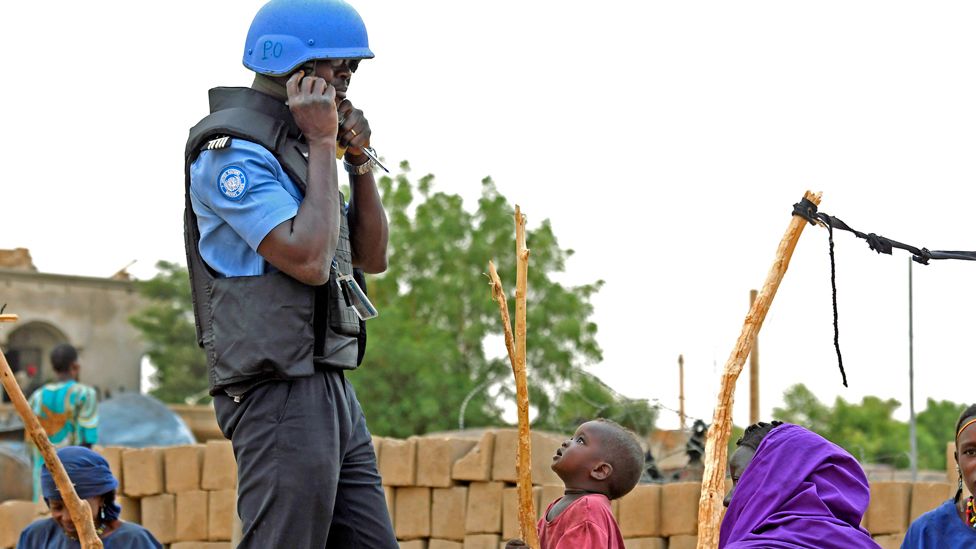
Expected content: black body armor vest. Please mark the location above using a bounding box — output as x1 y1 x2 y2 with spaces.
184 87 366 393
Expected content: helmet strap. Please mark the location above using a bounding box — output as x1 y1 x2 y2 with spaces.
251 73 288 101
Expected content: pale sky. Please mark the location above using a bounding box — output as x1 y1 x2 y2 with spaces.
3 1 976 431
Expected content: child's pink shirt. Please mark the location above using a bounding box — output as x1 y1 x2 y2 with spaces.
537 493 625 549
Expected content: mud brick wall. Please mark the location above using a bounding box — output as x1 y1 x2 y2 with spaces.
0 436 961 549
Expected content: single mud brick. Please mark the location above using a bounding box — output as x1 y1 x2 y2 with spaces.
0 501 43 548
380 438 418 486
202 440 237 490
491 431 562 485
395 486 432 540
122 447 165 497
668 535 698 549
465 482 504 534
538 484 564 520
429 540 463 549
176 490 209 542
417 437 478 487
142 493 176 544
867 481 911 535
453 432 495 482
118 495 141 523
873 533 906 549
208 489 237 541
623 538 667 549
618 484 661 537
398 541 428 549
431 486 467 541
660 482 700 536
463 534 500 549
95 446 125 491
165 445 205 493
910 482 953 521
501 485 541 540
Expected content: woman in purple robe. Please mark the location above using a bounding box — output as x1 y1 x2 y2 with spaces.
720 422 879 549
902 404 976 548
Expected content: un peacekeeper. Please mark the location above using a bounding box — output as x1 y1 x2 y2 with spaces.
183 0 395 546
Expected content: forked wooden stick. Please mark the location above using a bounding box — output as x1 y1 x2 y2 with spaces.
0 314 104 548
695 191 822 549
486 205 540 549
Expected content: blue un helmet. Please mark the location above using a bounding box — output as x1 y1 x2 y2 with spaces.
243 0 374 77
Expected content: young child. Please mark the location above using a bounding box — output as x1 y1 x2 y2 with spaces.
506 419 645 549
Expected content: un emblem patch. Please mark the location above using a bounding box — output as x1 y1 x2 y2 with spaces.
218 166 248 200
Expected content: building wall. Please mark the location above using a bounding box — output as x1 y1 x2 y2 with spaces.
0 268 146 398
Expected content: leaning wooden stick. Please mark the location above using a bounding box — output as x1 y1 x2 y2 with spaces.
0 314 104 549
486 205 540 549
696 191 822 549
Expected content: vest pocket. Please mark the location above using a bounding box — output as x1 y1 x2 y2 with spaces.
208 272 316 385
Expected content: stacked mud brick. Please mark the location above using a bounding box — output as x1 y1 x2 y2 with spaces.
0 440 241 548
5 443 237 549
0 437 963 548
376 429 709 549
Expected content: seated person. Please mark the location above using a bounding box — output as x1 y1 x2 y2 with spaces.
18 446 161 548
902 404 976 547
721 421 878 548
506 419 644 549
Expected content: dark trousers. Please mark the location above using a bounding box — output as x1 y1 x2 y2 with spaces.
214 369 398 548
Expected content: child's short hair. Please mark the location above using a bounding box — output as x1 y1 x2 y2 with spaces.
594 418 644 499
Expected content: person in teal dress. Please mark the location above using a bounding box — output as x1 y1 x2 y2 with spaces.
27 344 98 501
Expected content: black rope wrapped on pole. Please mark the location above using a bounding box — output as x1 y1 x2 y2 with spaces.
792 197 976 388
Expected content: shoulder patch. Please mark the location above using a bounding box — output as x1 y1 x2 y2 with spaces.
218 166 248 200
204 136 232 151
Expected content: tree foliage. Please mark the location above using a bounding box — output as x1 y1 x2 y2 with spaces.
535 371 658 437
350 163 615 438
773 384 965 470
129 260 209 403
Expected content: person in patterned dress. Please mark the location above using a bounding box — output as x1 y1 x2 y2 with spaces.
26 344 98 501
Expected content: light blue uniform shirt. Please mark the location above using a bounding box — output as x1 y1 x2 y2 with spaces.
189 139 302 277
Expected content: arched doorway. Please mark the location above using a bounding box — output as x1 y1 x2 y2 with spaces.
3 321 69 399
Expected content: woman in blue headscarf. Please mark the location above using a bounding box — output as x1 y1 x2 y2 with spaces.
17 446 161 548
902 404 976 548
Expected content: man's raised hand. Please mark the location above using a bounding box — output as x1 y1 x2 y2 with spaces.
337 98 372 156
286 71 338 147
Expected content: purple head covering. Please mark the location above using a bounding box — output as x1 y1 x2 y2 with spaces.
719 423 880 549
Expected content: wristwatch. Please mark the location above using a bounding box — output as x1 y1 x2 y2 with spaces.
343 147 378 176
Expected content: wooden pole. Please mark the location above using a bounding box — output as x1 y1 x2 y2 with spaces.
696 191 822 549
513 206 538 549
748 289 760 425
679 354 686 431
485 205 539 549
0 314 103 548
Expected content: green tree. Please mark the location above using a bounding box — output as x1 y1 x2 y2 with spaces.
537 371 658 437
916 399 966 470
129 260 209 403
829 395 909 468
772 384 964 470
350 163 607 438
773 384 831 434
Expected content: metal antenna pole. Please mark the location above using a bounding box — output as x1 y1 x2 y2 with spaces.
908 257 918 482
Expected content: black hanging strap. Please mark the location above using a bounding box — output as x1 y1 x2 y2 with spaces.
789 194 976 389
